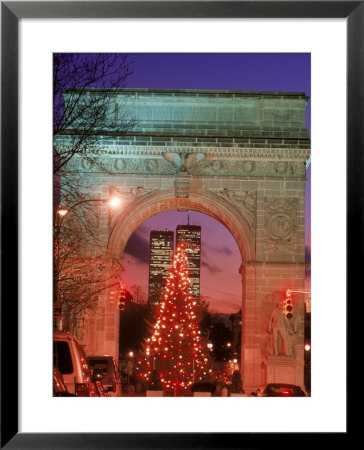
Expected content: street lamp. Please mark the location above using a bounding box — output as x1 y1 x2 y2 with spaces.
126 351 134 395
286 288 311 313
56 196 122 222
57 207 68 217
108 197 121 208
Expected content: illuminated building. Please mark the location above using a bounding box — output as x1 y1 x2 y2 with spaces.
176 225 201 298
148 230 174 305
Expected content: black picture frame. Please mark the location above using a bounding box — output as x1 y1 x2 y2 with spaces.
1 1 357 448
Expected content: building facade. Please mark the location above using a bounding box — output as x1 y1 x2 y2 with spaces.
176 225 201 299
148 230 174 305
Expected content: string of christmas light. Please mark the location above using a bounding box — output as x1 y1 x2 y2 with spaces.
137 243 209 395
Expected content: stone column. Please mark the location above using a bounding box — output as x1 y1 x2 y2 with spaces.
83 288 120 361
81 190 121 361
240 263 262 392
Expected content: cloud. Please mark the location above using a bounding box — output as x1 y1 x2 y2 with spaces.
201 260 221 274
124 229 149 264
202 242 235 257
219 245 233 256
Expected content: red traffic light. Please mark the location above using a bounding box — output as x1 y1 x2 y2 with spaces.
283 296 293 319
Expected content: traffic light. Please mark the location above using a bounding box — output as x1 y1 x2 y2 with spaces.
119 292 126 311
283 295 293 319
119 289 133 311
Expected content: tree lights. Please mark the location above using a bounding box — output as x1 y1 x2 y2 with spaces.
137 244 208 395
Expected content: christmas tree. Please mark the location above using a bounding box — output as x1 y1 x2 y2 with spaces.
137 243 209 395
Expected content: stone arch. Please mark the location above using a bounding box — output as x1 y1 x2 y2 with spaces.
107 188 255 264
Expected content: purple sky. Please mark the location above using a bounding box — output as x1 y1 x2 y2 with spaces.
121 53 311 314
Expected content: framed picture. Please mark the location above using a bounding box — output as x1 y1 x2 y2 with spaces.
1 1 357 448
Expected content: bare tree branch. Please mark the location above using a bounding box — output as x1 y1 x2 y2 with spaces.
53 53 135 175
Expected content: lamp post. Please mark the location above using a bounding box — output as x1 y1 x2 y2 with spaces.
304 343 311 393
127 351 134 395
207 342 214 371
286 289 311 313
286 288 311 394
53 196 122 329
55 196 121 229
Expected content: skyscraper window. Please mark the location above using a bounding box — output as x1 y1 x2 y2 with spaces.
148 230 174 305
176 225 201 299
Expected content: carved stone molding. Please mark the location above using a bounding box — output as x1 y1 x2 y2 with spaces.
101 157 304 177
264 197 298 253
174 174 191 198
112 157 173 174
73 154 306 177
192 159 306 178
85 144 309 160
57 141 310 177
215 189 257 234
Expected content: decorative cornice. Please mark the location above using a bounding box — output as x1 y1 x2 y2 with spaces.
56 144 310 161
64 152 308 178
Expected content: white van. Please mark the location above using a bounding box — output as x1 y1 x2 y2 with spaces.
53 330 97 397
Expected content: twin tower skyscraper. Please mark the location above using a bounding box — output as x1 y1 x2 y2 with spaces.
148 225 201 305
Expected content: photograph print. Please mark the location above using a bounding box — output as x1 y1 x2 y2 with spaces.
53 53 311 398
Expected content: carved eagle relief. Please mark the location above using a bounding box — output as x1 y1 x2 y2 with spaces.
162 152 206 173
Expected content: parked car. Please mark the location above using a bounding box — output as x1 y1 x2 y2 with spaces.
53 330 97 397
53 367 75 396
87 355 122 397
250 383 307 397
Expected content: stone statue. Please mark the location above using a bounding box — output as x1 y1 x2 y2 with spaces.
267 304 288 357
285 316 298 358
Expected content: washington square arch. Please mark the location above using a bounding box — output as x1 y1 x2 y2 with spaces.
55 88 311 393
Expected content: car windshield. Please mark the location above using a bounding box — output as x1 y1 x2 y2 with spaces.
88 359 108 369
88 357 114 384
